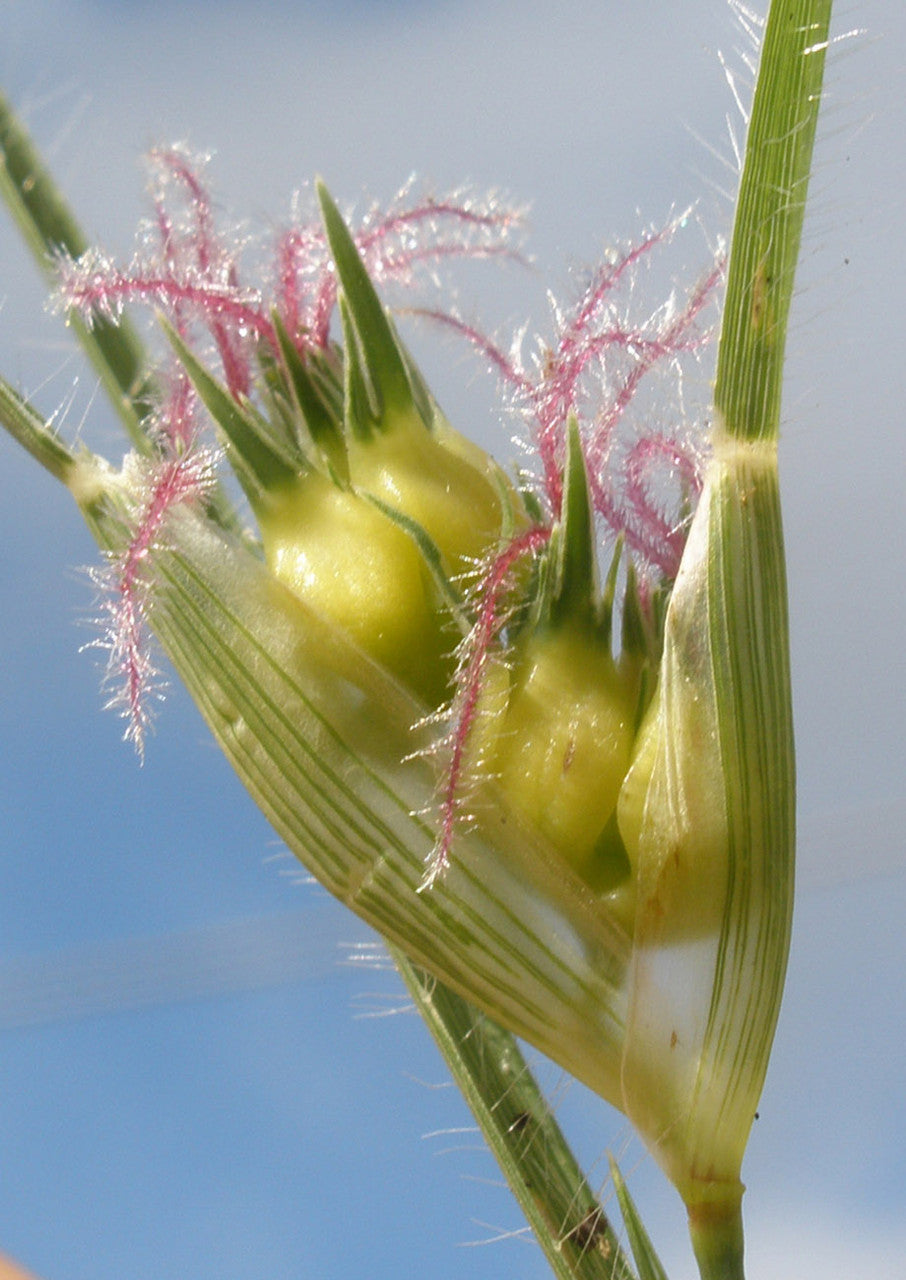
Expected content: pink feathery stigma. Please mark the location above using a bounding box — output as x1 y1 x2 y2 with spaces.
622 434 702 576
148 148 220 273
571 226 667 334
528 229 672 508
148 149 250 394
363 195 519 246
409 309 532 393
155 366 199 451
581 258 722 573
536 242 721 566
423 525 550 888
152 149 263 397
152 165 206 349
412 226 719 558
104 446 214 756
584 257 722 478
275 231 303 341
129 200 204 455
154 200 181 289
358 197 523 285
275 225 331 347
274 189 524 356
61 261 275 364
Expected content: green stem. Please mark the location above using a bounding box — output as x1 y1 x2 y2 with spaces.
688 1204 745 1280
0 373 77 484
393 947 637 1280
684 1 833 1274
0 89 155 451
714 0 832 443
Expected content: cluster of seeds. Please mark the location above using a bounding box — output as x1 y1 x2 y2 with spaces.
59 148 720 903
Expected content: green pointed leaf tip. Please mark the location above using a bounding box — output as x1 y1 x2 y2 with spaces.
316 179 414 423
318 198 512 580
337 290 379 439
546 416 598 633
608 1157 667 1280
271 311 348 480
164 321 298 497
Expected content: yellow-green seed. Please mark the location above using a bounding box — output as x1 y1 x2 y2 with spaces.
490 627 636 890
258 468 451 705
348 411 506 578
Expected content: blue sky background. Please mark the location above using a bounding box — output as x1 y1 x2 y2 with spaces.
1 2 905 1278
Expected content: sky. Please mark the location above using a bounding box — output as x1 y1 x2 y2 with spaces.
1 1 905 1278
